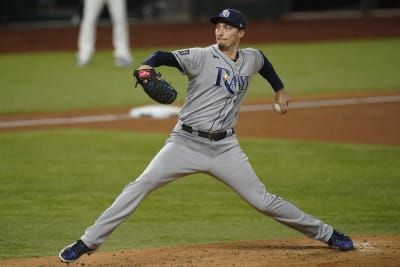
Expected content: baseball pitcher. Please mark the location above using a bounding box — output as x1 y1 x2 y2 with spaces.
60 8 354 263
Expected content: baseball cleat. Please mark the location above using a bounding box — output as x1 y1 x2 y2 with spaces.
327 230 355 251
59 239 96 263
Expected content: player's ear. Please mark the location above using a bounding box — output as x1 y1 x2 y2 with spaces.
238 29 245 38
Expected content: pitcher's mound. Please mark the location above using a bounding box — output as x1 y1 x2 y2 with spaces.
1 234 399 267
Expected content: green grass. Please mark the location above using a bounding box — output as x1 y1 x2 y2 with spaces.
0 130 399 259
251 38 400 95
0 38 399 114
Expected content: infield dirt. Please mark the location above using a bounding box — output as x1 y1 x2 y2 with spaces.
0 235 398 267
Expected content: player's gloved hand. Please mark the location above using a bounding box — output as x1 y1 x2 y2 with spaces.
133 68 177 104
273 88 290 114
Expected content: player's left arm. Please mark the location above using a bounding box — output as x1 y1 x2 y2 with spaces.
258 50 289 114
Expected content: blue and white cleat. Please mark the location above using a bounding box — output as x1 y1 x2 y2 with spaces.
327 230 355 251
59 239 96 263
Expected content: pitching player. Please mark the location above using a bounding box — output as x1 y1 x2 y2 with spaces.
59 8 354 263
77 0 133 66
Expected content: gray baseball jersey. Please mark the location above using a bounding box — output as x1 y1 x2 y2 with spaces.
80 45 334 249
173 44 262 131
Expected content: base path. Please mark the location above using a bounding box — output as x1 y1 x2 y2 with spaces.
1 92 399 146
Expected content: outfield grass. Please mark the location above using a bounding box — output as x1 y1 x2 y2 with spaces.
0 130 399 259
0 39 399 114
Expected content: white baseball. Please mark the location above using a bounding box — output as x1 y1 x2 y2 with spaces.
273 103 282 113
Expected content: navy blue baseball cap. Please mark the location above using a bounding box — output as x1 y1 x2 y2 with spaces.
210 9 246 30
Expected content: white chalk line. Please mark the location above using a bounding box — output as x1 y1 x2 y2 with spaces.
0 114 132 128
1 95 399 129
240 94 400 111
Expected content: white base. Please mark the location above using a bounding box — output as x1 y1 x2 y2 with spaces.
129 105 181 119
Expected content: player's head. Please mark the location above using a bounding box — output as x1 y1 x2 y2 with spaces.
210 9 246 30
210 9 246 51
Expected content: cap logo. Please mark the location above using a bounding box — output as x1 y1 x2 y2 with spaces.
221 9 230 18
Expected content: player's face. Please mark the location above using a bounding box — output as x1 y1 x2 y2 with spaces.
215 23 245 51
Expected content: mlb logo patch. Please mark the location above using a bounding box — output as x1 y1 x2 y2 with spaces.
178 49 190 55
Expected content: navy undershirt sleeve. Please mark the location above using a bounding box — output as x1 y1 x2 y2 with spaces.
258 50 284 92
142 51 183 72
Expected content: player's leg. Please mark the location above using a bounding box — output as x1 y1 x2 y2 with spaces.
80 134 209 249
60 135 207 262
106 0 133 66
209 139 334 242
77 0 105 65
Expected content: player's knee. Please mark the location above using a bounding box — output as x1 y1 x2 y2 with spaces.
123 176 156 194
251 193 281 215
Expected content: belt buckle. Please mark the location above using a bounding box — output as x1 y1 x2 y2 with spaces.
209 131 224 141
208 132 213 139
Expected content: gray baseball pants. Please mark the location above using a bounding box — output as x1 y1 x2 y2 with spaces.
81 124 333 249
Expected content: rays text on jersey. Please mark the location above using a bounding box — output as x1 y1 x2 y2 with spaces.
215 66 249 94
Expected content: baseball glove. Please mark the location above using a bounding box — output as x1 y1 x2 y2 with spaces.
133 68 177 104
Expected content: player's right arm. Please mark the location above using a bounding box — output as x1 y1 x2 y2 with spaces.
139 51 183 72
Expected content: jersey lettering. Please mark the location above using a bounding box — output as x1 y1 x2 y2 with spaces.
215 66 250 94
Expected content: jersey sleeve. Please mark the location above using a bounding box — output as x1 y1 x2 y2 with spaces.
240 48 265 75
172 48 205 77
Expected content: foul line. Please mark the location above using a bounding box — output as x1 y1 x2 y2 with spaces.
1 95 399 129
0 114 132 128
240 94 400 112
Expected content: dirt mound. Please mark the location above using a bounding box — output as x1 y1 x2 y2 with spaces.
1 235 399 267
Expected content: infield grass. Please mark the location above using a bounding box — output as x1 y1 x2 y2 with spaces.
0 38 399 114
1 130 399 259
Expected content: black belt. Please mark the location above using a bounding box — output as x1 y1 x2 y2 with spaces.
182 124 234 141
